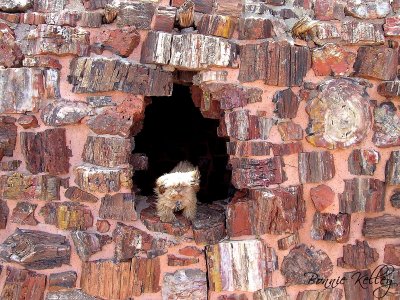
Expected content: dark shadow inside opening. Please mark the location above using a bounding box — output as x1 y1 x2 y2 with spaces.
133 84 232 203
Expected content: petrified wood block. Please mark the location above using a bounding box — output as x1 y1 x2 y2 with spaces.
114 0 155 28
81 258 161 298
72 231 112 261
20 128 70 175
363 214 400 238
342 20 384 45
46 289 101 300
167 255 199 266
153 6 176 32
348 149 380 175
337 240 379 269
271 142 303 156
69 57 173 96
343 269 374 300
312 43 356 76
278 121 303 141
17 114 39 129
10 201 38 225
99 193 137 221
391 190 400 208
0 160 21 171
230 157 286 189
310 184 335 212
305 78 371 149
1 267 46 300
162 269 207 299
386 151 400 185
296 288 343 300
298 151 335 183
0 199 8 229
217 293 248 300
238 17 274 40
0 228 70 269
346 0 390 19
74 164 133 193
41 100 90 126
273 88 300 119
384 244 400 266
93 27 140 57
48 271 77 291
225 110 274 140
227 141 270 157
206 239 269 292
373 102 400 147
34 0 65 12
254 287 289 300
192 204 226 245
281 244 333 285
339 178 385 213
0 173 64 201
354 46 397 80
197 14 236 38
311 212 351 243
278 232 300 250
65 186 98 203
0 116 16 157
377 81 400 97
40 202 93 230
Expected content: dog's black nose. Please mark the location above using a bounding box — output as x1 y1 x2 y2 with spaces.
175 201 183 211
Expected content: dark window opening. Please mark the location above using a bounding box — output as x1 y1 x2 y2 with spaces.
133 84 232 203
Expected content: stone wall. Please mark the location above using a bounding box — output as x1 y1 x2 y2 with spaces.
0 0 400 299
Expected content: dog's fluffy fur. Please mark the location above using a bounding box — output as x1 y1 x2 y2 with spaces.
155 161 200 223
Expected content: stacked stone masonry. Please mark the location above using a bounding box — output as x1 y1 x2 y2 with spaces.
1 0 400 299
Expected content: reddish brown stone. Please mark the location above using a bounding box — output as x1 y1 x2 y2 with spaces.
314 0 345 20
238 18 274 40
344 269 374 300
273 89 300 119
113 222 166 261
348 149 380 176
238 41 311 86
0 116 17 158
338 240 379 269
254 287 289 300
34 0 65 12
378 81 400 98
0 173 65 201
10 202 38 225
0 228 70 269
1 267 46 300
81 258 161 298
44 10 80 26
80 11 103 27
130 153 148 171
83 0 112 9
48 271 77 291
215 0 242 16
23 56 62 69
271 142 303 156
140 205 191 236
153 6 176 32
363 214 400 238
96 219 110 233
65 186 98 203
227 141 270 157
310 184 335 212
167 254 199 266
0 12 20 22
384 244 400 266
354 46 397 81
41 100 90 126
173 0 214 13
278 121 303 141
71 231 112 261
373 102 400 147
20 128 70 175
306 78 371 149
339 178 385 213
0 23 23 68
311 212 351 243
40 202 93 231
281 244 333 285
297 289 343 300
82 136 132 168
278 232 300 250
93 27 140 57
342 20 385 45
346 0 390 19
197 14 236 38
227 186 305 236
20 12 46 24
192 204 226 245
179 246 203 257
0 199 9 229
99 193 137 221
231 157 286 189
312 43 356 76
298 151 335 183
114 1 155 28
17 114 39 129
46 289 102 299
69 57 173 96
217 294 248 300
384 16 400 36
162 269 207 299
387 151 400 186
0 160 21 171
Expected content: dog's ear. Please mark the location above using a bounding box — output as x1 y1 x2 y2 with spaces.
157 183 166 194
190 168 200 192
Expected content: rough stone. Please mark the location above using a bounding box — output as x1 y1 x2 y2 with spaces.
227 141 270 157
384 16 400 36
342 20 385 45
339 178 385 213
0 68 59 113
130 153 148 171
270 142 303 156
218 294 249 300
0 0 32 12
348 149 380 176
172 0 214 13
238 17 275 40
81 258 161 298
198 14 236 38
179 246 203 257
346 0 390 19
337 240 379 269
305 78 371 149
40 202 94 230
10 201 38 225
238 41 311 86
309 22 342 46
298 151 335 183
387 151 400 186
384 244 400 266
192 204 226 245
206 239 270 292
141 31 236 70
33 0 66 12
162 269 207 299
0 23 24 67
93 27 140 57
20 128 70 175
0 116 17 158
277 232 300 250
314 0 345 20
1 267 46 300
114 1 155 28
231 157 286 189
17 114 39 129
99 193 137 221
0 199 9 229
296 289 343 300
168 256 198 267
65 186 98 203
0 228 70 269
71 231 112 261
69 57 173 96
83 0 112 9
0 160 21 171
281 244 333 285
373 102 400 147
41 100 90 126
44 11 79 26
25 25 90 56
310 184 335 211
253 287 290 300
363 214 400 238
273 88 300 119
391 190 400 208
82 136 132 168
48 271 77 291
96 219 110 233
80 11 103 27
23 55 62 69
153 6 176 32
46 290 101 300
343 269 374 299
0 173 64 201
311 212 351 243
312 43 356 76
113 222 166 261
74 164 133 193
378 81 400 98
278 121 303 141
